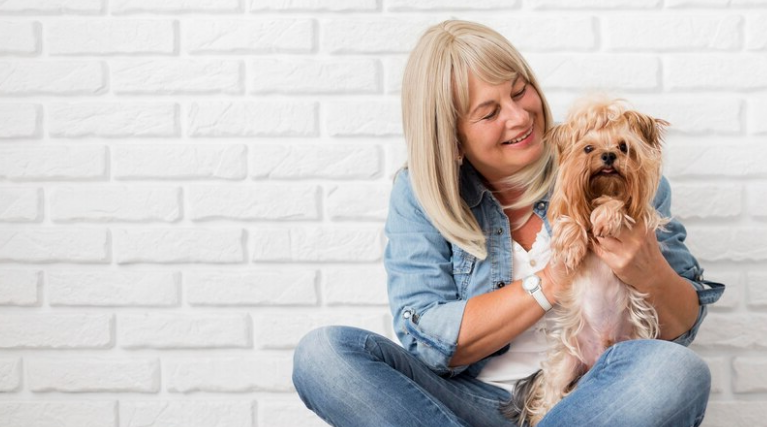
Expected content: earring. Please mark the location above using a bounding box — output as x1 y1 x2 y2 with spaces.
456 153 463 165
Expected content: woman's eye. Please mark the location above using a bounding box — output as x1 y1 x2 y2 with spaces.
584 145 594 153
483 108 499 120
619 141 628 153
512 83 528 99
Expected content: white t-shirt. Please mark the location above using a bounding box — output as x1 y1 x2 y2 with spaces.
475 226 553 393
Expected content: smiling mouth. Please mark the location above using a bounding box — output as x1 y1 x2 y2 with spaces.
501 123 534 145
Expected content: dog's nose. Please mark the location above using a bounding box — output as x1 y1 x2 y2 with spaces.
601 152 617 166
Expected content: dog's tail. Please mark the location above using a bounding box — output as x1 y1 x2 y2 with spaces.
501 369 544 425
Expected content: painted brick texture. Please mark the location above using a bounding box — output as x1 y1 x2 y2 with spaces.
0 1 763 426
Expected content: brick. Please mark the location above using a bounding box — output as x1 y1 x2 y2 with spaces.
326 183 390 220
0 21 39 54
326 100 401 136
0 358 21 391
322 265 388 305
685 226 767 262
113 60 242 94
48 20 174 55
28 358 159 392
0 314 111 349
748 97 767 134
113 144 245 180
251 144 382 179
632 97 742 135
746 272 767 308
474 16 596 51
0 270 39 306
0 61 104 95
188 101 316 137
383 56 407 94
0 402 117 427
694 313 767 349
49 103 178 138
167 354 293 392
186 269 318 306
114 228 244 264
251 58 379 93
0 229 108 262
0 104 40 138
253 311 387 349
0 0 103 14
749 184 767 218
189 184 318 221
51 186 180 222
48 270 179 307
666 0 729 6
702 357 728 394
705 402 767 427
250 226 383 262
526 54 659 90
670 183 742 219
387 0 519 9
113 0 240 13
119 313 250 349
257 397 327 427
387 144 408 178
530 0 660 8
667 55 767 90
746 14 767 50
323 17 440 53
733 358 767 393
185 19 313 54
0 187 40 221
605 15 741 51
0 146 106 181
120 401 252 427
252 0 377 10
666 142 767 178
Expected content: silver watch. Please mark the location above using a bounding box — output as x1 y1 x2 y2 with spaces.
522 274 553 312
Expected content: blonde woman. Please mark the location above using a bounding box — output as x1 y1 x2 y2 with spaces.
293 20 723 427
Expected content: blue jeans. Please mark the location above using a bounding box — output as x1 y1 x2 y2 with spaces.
292 326 711 427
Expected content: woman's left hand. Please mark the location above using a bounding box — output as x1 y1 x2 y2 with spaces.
591 219 667 292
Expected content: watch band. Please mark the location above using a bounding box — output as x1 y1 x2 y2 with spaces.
523 274 553 312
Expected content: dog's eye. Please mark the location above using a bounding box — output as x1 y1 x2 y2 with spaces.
618 141 628 153
584 145 594 154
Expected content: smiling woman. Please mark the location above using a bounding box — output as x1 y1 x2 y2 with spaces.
292 19 723 427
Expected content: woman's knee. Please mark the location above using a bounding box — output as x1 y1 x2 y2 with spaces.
292 326 368 393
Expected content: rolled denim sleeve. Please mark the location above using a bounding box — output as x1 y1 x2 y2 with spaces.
654 176 725 347
384 170 470 376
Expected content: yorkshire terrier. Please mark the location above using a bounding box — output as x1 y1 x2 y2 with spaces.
504 97 670 426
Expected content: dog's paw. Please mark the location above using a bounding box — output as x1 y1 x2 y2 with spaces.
560 240 587 270
590 203 631 238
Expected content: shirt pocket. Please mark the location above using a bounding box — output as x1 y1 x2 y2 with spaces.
451 243 476 298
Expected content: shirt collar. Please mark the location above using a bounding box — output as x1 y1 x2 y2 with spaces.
459 161 551 215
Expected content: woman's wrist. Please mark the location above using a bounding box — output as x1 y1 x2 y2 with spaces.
538 266 562 305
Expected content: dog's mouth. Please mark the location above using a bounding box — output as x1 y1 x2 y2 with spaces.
592 167 622 178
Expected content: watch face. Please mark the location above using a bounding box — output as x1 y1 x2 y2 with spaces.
523 276 539 291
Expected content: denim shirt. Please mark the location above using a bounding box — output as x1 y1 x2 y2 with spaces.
384 162 725 378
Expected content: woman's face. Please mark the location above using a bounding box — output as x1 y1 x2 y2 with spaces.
457 72 546 186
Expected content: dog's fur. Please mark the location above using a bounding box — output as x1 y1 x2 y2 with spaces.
503 97 669 426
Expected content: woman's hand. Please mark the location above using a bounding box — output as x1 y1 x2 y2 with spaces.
591 219 666 292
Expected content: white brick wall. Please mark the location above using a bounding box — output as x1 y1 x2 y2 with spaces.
0 1 764 426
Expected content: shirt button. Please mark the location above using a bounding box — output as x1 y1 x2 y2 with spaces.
496 282 505 289
403 310 412 319
496 227 503 235
530 260 537 267
537 202 546 210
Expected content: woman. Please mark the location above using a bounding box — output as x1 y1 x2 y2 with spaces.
292 20 724 427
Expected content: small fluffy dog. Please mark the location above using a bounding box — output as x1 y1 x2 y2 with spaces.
504 97 669 426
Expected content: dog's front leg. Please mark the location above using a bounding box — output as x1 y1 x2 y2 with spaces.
551 216 589 270
590 196 633 238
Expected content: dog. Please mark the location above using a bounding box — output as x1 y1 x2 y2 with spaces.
504 97 669 426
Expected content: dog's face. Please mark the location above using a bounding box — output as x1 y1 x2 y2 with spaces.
548 101 668 219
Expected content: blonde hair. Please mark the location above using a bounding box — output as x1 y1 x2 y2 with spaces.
401 20 557 260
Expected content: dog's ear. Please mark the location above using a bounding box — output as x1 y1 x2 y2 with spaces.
545 123 573 157
623 111 669 148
